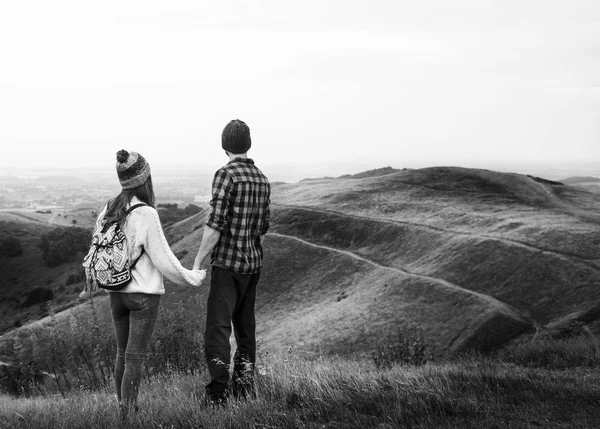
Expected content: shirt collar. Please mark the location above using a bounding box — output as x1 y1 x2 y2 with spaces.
227 158 254 166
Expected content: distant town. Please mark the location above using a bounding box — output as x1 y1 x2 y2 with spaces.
0 166 214 211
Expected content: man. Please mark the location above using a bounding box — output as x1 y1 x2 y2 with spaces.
193 119 271 405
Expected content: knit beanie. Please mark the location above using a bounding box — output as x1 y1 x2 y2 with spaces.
222 119 251 154
115 150 151 190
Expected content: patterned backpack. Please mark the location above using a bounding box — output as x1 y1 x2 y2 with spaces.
82 203 146 292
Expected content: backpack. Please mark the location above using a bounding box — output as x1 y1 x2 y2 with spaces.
82 203 146 292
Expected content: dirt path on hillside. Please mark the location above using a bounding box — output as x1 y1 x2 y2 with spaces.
267 232 529 319
528 179 600 225
272 203 600 270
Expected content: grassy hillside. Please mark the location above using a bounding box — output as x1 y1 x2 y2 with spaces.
561 176 600 185
159 205 529 356
1 336 600 428
0 203 203 336
557 176 600 194
2 166 600 360
0 219 86 333
271 168 600 327
3 166 600 427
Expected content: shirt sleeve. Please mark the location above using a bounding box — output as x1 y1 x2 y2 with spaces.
260 183 271 235
206 168 233 233
139 207 204 286
260 199 270 235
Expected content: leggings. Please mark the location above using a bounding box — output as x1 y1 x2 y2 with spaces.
110 292 160 410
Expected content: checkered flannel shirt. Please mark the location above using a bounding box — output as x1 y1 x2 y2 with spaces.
206 158 271 274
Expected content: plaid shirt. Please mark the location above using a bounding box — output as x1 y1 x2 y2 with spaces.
207 158 271 274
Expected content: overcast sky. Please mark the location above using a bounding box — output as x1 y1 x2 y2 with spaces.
0 0 598 178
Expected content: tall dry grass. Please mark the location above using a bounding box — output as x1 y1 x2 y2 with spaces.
1 294 205 397
1 296 600 428
1 345 600 428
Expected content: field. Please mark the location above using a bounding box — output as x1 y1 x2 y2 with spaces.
1 336 600 429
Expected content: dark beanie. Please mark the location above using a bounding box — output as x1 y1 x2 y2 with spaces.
115 150 151 190
222 119 251 154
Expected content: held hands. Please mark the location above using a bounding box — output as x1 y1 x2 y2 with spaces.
192 269 207 286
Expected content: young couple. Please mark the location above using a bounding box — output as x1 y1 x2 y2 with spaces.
91 119 271 417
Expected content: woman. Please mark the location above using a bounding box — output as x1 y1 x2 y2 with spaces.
86 149 205 418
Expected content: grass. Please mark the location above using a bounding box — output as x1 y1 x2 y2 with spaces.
271 167 600 326
1 292 600 428
1 347 600 429
1 295 206 397
495 330 600 370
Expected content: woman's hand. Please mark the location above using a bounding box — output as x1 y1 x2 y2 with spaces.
192 269 207 286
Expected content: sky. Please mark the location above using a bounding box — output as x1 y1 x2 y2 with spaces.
0 0 598 179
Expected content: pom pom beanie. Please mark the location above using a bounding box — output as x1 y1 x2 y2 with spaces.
116 150 151 189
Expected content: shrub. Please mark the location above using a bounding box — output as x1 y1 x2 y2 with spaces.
371 326 431 370
22 287 54 307
0 236 23 257
182 204 202 217
157 203 202 227
65 272 85 286
38 227 91 267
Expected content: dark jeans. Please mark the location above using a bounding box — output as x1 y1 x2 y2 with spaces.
205 266 260 399
110 292 160 412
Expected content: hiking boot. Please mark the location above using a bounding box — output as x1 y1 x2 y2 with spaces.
204 387 228 408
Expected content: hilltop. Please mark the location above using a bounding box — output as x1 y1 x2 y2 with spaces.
561 176 600 185
339 166 403 179
560 176 600 194
299 166 403 182
2 166 600 359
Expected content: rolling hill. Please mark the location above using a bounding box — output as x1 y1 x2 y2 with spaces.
2 166 600 359
560 176 600 194
0 219 86 333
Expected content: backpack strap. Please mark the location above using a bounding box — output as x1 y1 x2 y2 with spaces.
126 203 147 215
130 248 145 269
126 203 147 269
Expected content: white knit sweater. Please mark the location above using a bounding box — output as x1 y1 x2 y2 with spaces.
96 197 205 294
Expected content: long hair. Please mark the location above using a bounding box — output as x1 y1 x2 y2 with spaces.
102 175 155 226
